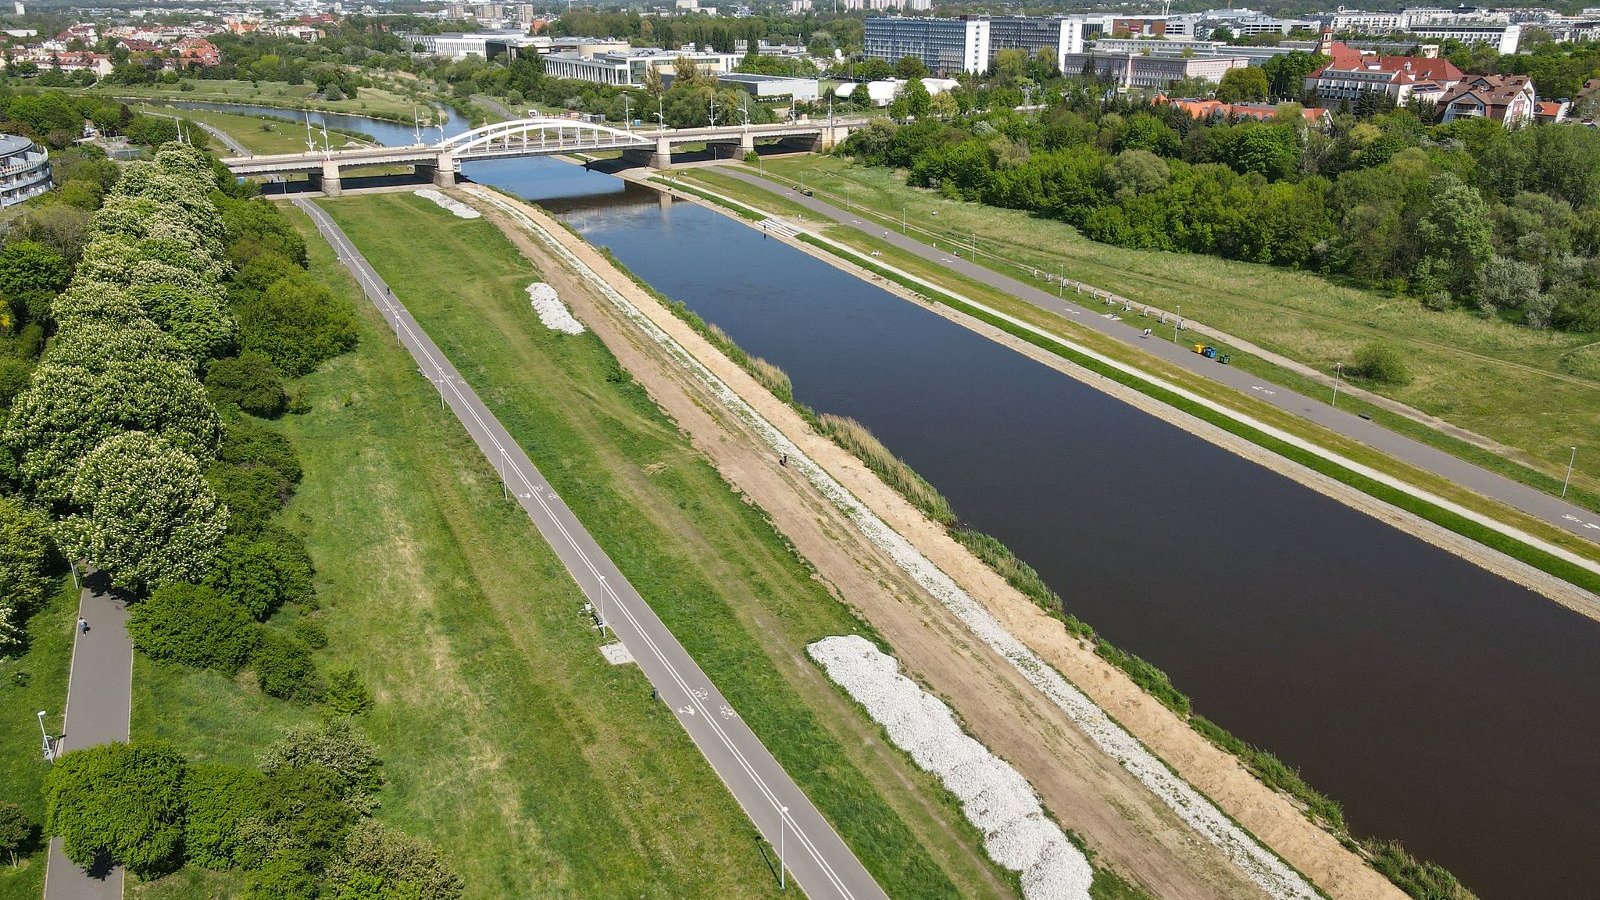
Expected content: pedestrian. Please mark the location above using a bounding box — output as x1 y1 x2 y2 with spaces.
779 453 788 467
77 616 88 635
651 687 659 702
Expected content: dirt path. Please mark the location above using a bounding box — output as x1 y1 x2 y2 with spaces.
464 188 1404 900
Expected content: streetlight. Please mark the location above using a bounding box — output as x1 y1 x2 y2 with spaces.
1172 304 1182 343
900 204 906 234
596 575 609 635
37 710 52 762
499 447 509 500
1563 446 1578 499
622 95 632 132
779 805 789 890
1332 362 1343 408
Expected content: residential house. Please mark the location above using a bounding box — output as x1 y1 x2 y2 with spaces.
1436 73 1537 127
1305 40 1462 106
1534 99 1568 124
174 37 220 67
1162 96 1333 126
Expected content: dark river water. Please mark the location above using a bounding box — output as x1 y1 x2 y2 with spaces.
180 101 1600 899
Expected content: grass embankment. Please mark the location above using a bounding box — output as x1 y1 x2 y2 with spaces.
0 580 76 900
689 159 1600 516
71 80 422 122
126 206 815 899
674 167 1600 581
317 192 1015 899
612 183 1472 898
132 104 374 156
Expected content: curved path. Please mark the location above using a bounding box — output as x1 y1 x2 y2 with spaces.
715 167 1600 547
295 197 886 900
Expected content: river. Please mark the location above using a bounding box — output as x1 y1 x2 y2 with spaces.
175 101 1600 899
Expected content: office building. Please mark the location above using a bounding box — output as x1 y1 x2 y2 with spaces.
0 134 49 207
864 16 990 75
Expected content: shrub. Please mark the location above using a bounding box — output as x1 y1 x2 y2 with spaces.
235 273 357 377
291 616 328 649
252 629 323 703
206 352 287 417
251 765 359 869
217 413 302 485
183 763 267 869
1347 341 1411 386
0 494 53 655
0 802 32 866
207 536 297 619
323 669 373 716
326 820 463 900
260 720 382 798
128 583 258 672
206 463 289 535
45 742 187 879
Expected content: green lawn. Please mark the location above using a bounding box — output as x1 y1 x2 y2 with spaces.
73 80 423 123
132 104 371 156
731 156 1600 510
318 192 1015 899
0 579 76 900
129 205 846 899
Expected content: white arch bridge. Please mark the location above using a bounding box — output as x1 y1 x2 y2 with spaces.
222 116 867 195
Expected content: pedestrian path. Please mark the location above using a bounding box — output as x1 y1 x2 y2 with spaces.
43 570 130 900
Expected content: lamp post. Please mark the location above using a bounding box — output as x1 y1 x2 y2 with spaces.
37 710 52 762
900 204 906 233
1563 446 1578 499
779 805 789 889
623 95 632 132
1332 362 1343 408
1172 304 1181 343
596 575 609 635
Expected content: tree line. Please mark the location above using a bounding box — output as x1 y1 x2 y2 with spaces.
0 144 459 896
842 95 1600 332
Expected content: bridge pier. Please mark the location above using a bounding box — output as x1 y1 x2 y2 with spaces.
432 154 457 188
739 132 755 155
318 159 342 197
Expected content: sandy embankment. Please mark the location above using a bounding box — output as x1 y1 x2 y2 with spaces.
458 185 1404 900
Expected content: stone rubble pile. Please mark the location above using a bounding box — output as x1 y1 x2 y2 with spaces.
808 635 1093 900
526 283 585 335
414 188 481 219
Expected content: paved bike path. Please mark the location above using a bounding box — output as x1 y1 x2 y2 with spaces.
296 197 885 900
43 572 131 900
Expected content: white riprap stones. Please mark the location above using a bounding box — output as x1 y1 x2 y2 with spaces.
526 283 585 335
808 635 1094 900
414 188 481 219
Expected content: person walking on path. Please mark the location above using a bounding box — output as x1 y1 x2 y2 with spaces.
77 616 88 634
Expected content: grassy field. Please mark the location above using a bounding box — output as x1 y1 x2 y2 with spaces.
726 156 1600 509
318 192 1017 898
132 104 372 156
128 205 844 899
75 80 423 122
0 580 76 900
675 165 1600 574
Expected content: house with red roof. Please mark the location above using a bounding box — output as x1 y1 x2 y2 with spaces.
1437 74 1537 127
1161 96 1332 127
1305 41 1462 108
1534 99 1568 125
174 36 219 67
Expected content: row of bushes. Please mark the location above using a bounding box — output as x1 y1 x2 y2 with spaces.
45 722 460 897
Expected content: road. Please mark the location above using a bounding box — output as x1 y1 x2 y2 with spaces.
43 571 131 900
294 198 886 900
717 167 1600 548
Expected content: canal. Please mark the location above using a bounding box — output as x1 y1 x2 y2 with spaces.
184 101 1600 898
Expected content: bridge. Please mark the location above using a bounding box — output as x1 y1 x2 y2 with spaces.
222 116 868 195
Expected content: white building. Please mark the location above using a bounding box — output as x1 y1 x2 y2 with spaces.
404 31 540 60
716 72 820 101
542 48 740 86
1062 51 1248 89
0 135 49 207
1329 8 1409 33
1406 22 1521 53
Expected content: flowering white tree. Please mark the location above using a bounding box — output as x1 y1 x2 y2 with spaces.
56 432 227 590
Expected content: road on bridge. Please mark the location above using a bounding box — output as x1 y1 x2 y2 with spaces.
294 197 888 900
717 167 1600 550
